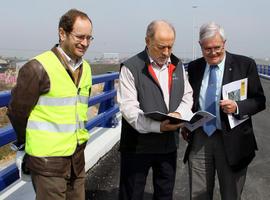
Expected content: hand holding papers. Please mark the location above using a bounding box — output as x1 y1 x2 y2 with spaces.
144 111 215 131
222 78 248 129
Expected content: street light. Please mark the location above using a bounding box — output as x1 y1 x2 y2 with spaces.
192 5 198 60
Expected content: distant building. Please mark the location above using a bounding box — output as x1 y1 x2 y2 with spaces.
0 58 8 68
102 53 120 64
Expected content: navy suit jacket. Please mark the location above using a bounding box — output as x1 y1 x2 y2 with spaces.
184 52 266 171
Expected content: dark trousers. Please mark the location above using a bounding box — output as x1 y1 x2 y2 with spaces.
119 151 177 200
188 129 247 200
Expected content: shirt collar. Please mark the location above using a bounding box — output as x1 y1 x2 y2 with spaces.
57 46 83 71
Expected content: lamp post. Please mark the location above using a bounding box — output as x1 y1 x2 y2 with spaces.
192 5 198 60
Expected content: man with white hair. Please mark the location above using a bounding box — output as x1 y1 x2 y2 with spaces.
181 22 265 199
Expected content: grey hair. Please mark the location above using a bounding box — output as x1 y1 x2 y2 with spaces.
146 20 176 39
199 22 226 43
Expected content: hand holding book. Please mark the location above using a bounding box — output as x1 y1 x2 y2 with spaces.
144 111 215 132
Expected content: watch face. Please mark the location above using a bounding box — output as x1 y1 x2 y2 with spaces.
10 143 25 151
10 143 19 151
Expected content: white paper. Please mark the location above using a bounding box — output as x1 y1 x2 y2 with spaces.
183 111 215 132
222 78 248 129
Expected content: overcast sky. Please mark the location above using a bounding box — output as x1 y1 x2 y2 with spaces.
1 0 270 60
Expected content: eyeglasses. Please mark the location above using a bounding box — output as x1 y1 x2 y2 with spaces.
202 45 224 54
69 32 94 42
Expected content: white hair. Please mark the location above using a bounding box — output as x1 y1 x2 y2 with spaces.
199 22 226 43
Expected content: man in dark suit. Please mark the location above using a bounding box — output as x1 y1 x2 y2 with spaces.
181 22 266 200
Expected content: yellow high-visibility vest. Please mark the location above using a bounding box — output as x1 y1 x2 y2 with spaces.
25 51 92 156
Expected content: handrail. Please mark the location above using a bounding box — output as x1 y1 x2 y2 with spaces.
257 64 270 78
0 91 11 107
259 73 270 80
0 72 119 191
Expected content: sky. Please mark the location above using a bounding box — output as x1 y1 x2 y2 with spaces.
1 0 270 60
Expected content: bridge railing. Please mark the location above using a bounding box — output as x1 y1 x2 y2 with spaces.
257 64 270 76
257 64 270 80
0 72 119 192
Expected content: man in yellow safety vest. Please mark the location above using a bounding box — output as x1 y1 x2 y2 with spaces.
8 9 93 200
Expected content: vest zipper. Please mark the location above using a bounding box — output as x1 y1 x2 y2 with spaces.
75 88 81 144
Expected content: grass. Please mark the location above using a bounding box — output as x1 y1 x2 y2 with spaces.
0 144 15 161
0 107 14 166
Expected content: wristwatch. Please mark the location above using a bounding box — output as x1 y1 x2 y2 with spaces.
10 142 25 151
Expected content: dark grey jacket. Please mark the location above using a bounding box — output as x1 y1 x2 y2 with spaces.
119 49 185 154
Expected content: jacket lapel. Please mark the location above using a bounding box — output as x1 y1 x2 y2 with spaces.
193 58 206 111
196 60 206 91
222 52 235 85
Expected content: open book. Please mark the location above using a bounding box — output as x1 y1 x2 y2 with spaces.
144 111 215 131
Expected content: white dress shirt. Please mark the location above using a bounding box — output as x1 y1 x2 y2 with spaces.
117 55 193 134
57 46 83 71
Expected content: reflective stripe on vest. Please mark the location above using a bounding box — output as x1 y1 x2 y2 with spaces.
36 96 89 106
27 120 86 133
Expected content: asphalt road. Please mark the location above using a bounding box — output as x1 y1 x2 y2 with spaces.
85 78 270 200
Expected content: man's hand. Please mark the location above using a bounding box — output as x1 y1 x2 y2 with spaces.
160 119 184 132
167 112 181 119
220 99 237 114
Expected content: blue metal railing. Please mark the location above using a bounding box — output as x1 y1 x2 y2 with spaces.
0 72 119 192
257 64 270 80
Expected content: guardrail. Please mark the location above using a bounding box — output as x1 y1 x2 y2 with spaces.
0 72 119 192
257 65 270 80
257 64 270 76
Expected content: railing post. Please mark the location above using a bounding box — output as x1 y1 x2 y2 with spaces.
97 73 118 128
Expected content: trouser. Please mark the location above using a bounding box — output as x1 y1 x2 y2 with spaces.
119 151 177 200
31 169 85 200
188 129 247 200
